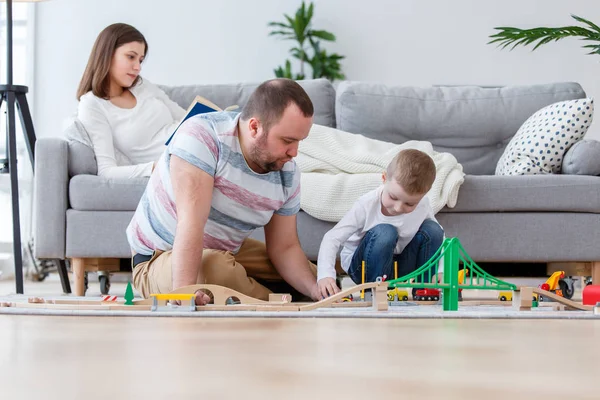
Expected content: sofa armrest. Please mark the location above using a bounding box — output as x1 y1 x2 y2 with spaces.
34 137 69 259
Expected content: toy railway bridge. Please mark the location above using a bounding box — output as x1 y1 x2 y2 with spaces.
387 237 517 311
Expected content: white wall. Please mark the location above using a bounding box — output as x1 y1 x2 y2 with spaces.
33 0 600 139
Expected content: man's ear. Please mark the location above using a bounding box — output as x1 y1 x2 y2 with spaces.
248 118 260 139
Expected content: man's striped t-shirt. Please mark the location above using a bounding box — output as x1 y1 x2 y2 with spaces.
126 111 301 256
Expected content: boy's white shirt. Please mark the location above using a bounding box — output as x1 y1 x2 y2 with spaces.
317 185 442 281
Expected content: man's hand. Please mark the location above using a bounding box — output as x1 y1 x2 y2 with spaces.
317 277 340 299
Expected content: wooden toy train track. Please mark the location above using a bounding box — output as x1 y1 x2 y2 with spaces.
0 282 388 312
0 284 594 314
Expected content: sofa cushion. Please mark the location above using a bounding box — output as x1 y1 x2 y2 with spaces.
65 119 145 177
159 78 336 128
495 98 593 175
562 139 600 176
66 210 135 258
335 81 587 175
68 141 97 177
69 175 148 211
442 174 600 213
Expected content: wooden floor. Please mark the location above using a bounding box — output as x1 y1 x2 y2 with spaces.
1 275 600 398
0 316 599 398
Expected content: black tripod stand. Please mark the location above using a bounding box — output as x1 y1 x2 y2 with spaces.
1 0 70 294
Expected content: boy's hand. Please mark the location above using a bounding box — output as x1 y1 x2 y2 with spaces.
194 289 211 306
317 277 341 299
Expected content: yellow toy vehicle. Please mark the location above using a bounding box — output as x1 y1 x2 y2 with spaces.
498 291 512 301
387 288 409 302
498 291 538 302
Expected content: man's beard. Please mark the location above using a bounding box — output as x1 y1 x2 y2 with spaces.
251 137 283 172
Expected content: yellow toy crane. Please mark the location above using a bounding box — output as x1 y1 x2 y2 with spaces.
539 270 575 300
537 270 566 303
541 271 564 293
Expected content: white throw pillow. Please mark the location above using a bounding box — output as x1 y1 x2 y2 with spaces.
495 98 594 175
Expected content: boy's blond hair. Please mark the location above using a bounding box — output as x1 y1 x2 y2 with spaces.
386 149 436 195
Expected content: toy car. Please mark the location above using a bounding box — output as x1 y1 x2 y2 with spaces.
387 288 409 302
412 288 440 301
498 291 512 301
498 291 538 302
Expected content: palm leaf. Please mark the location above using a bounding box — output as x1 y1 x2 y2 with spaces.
267 22 292 29
306 2 314 26
268 31 295 38
488 15 600 54
572 14 600 34
309 29 336 41
583 43 600 55
285 14 306 44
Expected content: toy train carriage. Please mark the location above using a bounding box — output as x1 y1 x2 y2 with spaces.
412 288 440 301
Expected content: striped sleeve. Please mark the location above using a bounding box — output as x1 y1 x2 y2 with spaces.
275 165 301 216
168 116 219 176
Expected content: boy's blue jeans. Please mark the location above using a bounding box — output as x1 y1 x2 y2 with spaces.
347 219 444 284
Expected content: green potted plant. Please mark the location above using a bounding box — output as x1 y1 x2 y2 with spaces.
488 14 600 55
268 1 345 81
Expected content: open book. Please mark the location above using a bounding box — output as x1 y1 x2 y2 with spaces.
165 95 238 145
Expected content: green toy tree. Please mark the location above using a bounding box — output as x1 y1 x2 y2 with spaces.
124 282 134 305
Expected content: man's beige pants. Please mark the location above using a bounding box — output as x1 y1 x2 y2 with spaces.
132 238 318 301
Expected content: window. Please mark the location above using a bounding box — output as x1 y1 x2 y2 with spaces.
0 3 34 253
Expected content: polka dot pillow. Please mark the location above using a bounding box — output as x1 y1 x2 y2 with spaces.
495 98 594 175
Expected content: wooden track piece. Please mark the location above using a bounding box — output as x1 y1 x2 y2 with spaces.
513 287 533 311
299 282 382 311
135 284 291 306
28 297 45 304
373 284 388 311
531 287 592 311
269 293 291 303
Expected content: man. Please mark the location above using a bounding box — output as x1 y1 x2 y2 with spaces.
126 78 320 305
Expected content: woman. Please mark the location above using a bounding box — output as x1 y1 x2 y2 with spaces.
77 23 185 179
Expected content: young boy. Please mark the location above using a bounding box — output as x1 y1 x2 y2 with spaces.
316 149 444 298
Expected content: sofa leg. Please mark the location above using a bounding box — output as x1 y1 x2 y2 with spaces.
71 258 86 296
69 258 121 296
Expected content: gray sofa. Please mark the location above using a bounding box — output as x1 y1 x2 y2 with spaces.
34 79 600 296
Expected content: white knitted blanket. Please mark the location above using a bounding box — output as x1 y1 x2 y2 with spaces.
296 124 465 222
